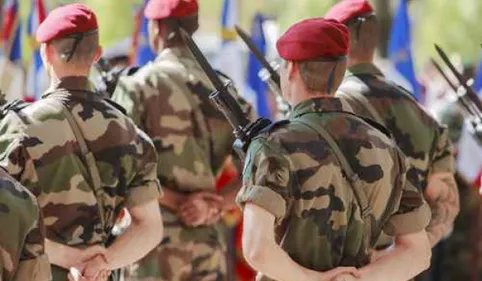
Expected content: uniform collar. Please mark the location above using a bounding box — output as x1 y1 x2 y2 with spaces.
42 76 95 98
155 46 193 63
346 62 384 78
291 96 347 118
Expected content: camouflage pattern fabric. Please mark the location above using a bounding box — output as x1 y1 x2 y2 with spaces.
0 168 51 281
0 77 161 280
236 97 431 281
336 63 454 191
112 46 255 281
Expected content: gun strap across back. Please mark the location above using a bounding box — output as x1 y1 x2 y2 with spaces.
292 113 379 261
43 96 107 232
337 80 385 125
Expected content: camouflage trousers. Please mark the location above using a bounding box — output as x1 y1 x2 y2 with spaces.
124 208 227 281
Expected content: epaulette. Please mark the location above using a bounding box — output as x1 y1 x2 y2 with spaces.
104 98 127 116
0 99 30 119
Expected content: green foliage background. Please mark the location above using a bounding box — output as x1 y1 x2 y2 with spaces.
16 0 482 68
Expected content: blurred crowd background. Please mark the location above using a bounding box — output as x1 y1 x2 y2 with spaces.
1 0 482 281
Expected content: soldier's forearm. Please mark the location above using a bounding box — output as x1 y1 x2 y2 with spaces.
158 188 186 212
219 177 242 211
357 231 431 281
105 200 163 270
424 172 459 246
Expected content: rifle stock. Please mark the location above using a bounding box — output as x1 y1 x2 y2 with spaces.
178 27 272 159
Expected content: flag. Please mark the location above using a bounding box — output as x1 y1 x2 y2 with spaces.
0 0 25 101
388 0 421 101
214 0 247 106
221 0 237 42
26 0 47 100
473 54 482 96
457 122 482 188
246 13 271 118
1 0 21 63
131 0 156 66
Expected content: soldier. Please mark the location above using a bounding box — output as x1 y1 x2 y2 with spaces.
325 0 459 248
236 18 432 281
0 4 163 281
0 169 51 281
111 0 255 280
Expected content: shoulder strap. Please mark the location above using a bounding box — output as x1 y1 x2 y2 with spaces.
42 97 107 231
337 80 385 125
292 113 378 263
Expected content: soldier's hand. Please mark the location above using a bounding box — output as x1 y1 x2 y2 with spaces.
305 266 360 281
82 254 111 281
179 197 211 226
330 273 358 281
179 192 223 226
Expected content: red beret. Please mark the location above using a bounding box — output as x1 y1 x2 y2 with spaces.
144 0 199 20
36 4 98 43
276 18 349 61
325 0 375 24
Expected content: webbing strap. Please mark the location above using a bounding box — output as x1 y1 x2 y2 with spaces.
43 97 107 232
292 114 376 260
337 80 385 125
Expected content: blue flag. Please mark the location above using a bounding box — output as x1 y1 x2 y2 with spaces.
388 0 420 100
134 0 156 66
473 54 482 96
26 0 47 100
220 0 237 43
2 0 22 63
246 13 271 119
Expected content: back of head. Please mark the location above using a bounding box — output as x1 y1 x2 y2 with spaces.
276 18 349 96
36 4 100 72
325 0 378 62
144 0 199 49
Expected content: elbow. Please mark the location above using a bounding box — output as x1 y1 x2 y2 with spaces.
242 238 269 270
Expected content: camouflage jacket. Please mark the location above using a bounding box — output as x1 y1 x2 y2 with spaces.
336 63 454 190
112 46 254 194
0 168 50 281
0 77 161 277
236 97 431 278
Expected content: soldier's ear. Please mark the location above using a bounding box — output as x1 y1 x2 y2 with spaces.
93 46 103 63
287 61 297 80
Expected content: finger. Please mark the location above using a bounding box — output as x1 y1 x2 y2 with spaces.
201 193 224 202
336 267 360 277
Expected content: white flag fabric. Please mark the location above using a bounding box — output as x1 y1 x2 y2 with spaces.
457 121 482 185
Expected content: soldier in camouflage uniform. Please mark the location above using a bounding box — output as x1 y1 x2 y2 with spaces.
325 0 459 248
0 168 51 281
237 18 432 281
111 0 254 280
0 4 163 281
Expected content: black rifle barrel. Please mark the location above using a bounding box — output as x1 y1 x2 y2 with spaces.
434 44 482 114
235 25 281 87
431 58 479 117
178 27 251 138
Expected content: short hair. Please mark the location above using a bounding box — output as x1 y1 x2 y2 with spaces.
159 14 199 46
297 59 347 94
346 14 378 57
49 32 99 68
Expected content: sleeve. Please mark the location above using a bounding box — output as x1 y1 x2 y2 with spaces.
15 203 52 281
0 114 40 194
383 155 432 236
125 129 162 208
111 77 147 130
236 137 291 222
430 124 455 174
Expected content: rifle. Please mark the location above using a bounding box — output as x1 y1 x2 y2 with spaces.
235 25 291 117
178 27 272 159
434 44 482 119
